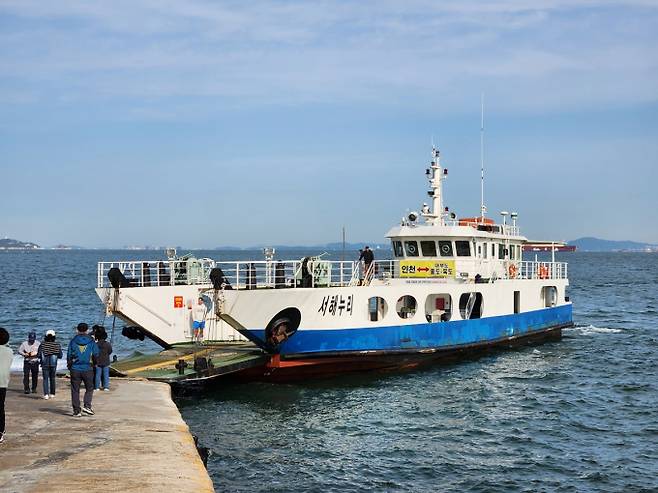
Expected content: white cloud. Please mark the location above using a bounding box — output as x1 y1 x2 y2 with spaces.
0 0 657 114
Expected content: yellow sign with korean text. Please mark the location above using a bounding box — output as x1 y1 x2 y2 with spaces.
400 260 456 278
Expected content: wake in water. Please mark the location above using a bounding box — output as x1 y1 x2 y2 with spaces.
565 324 623 336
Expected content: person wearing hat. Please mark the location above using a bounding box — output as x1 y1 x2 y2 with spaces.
38 330 63 399
0 327 12 444
18 330 40 394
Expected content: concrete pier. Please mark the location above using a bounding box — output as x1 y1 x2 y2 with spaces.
0 374 214 493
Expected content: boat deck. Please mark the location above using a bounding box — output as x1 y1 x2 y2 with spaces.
111 342 268 385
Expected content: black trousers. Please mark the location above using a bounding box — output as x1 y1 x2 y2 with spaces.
23 360 39 391
70 369 94 414
0 387 6 434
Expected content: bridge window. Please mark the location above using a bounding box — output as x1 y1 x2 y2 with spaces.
404 241 419 257
425 294 452 322
455 241 471 257
459 292 483 319
510 245 516 260
396 295 417 319
420 240 437 257
491 243 495 257
483 242 488 259
498 243 506 259
368 296 388 321
392 241 403 257
438 240 453 257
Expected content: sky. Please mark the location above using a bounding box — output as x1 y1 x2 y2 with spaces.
1 0 657 248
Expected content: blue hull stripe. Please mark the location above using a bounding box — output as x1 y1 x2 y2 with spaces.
248 305 572 356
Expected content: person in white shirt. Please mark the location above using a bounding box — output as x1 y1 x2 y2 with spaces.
191 297 207 343
0 327 14 444
18 331 40 394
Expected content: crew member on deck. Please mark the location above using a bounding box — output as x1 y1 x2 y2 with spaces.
359 246 375 278
192 297 207 343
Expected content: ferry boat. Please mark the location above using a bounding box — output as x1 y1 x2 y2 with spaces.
96 147 572 379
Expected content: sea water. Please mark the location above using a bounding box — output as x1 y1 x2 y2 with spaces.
1 250 656 492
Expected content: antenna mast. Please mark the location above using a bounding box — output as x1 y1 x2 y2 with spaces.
480 93 487 221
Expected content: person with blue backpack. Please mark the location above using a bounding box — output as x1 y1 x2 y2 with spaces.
67 323 99 417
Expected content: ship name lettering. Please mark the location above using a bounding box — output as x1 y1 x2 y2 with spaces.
318 294 353 317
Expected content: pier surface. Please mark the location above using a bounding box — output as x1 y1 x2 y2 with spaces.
0 374 214 493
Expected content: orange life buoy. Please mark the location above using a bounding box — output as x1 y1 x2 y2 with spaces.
508 264 517 278
539 265 550 279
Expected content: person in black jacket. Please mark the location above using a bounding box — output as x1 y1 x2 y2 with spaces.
359 246 375 278
93 327 113 391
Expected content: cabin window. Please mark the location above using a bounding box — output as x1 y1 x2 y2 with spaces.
438 240 453 257
425 294 452 322
396 295 417 319
477 244 482 257
420 240 437 257
404 241 419 257
392 241 404 257
455 241 471 257
491 243 495 257
483 242 488 259
510 245 516 260
498 243 506 260
542 286 557 307
517 245 522 260
459 292 483 319
368 296 388 321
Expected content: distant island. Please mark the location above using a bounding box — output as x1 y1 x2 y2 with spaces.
214 242 390 252
568 237 658 252
0 238 40 250
2 237 656 252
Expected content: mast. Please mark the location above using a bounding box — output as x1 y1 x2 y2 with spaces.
480 93 486 221
424 146 444 226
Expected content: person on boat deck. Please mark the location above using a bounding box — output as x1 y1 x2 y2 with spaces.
359 246 375 276
67 323 99 417
38 329 62 399
18 331 40 394
93 327 113 391
192 297 207 343
0 327 13 444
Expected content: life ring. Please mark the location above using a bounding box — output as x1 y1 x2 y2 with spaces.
508 264 518 278
539 265 550 279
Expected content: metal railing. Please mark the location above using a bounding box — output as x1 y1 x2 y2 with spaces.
97 258 568 289
443 219 520 236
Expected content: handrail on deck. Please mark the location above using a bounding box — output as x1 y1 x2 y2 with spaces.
97 258 568 290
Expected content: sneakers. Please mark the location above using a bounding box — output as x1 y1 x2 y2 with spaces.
44 395 50 400
24 390 30 394
72 412 82 417
103 388 110 392
94 388 100 391
82 406 95 416
0 432 5 443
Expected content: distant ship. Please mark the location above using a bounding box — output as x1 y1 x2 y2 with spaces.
523 242 576 252
95 145 573 380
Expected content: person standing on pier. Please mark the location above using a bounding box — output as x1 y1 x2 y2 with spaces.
18 331 40 394
67 323 99 417
94 328 113 391
38 330 63 400
0 327 12 444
